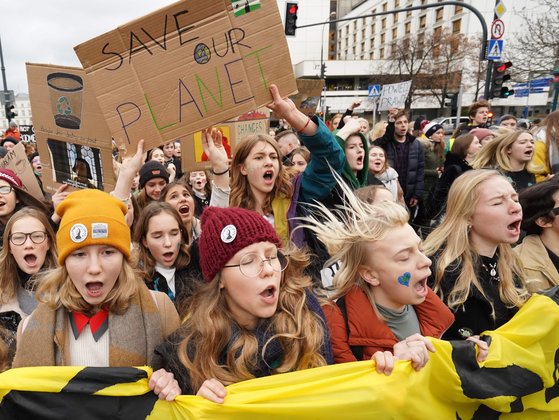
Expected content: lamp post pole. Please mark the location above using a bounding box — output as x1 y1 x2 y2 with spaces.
320 12 335 121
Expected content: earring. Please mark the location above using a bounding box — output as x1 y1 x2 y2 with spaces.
467 224 472 232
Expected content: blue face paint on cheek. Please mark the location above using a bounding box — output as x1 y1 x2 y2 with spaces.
397 272 411 287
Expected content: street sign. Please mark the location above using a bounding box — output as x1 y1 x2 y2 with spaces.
487 39 504 60
491 19 505 40
368 84 381 98
494 1 506 18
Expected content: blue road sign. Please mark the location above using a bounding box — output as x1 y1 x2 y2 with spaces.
368 84 381 97
487 39 504 60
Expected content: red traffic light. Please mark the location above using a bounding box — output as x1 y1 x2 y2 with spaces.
288 4 298 14
495 61 512 73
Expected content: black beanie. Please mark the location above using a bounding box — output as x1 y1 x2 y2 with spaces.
139 161 169 189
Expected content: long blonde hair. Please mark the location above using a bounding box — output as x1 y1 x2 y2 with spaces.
177 246 327 391
423 169 528 314
298 177 409 318
36 258 140 314
471 130 536 172
230 134 293 215
0 208 58 303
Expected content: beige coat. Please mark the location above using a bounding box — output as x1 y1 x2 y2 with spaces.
515 235 559 293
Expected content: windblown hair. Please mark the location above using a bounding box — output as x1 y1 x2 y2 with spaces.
519 177 559 235
132 201 190 280
471 130 536 173
230 134 293 215
36 258 140 314
355 184 391 205
423 169 528 315
177 246 328 391
0 208 58 303
299 175 409 318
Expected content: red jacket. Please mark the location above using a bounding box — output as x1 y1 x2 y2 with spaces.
323 286 454 363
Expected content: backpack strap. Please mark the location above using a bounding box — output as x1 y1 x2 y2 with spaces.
336 296 364 361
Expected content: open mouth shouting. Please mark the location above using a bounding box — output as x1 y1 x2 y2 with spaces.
85 281 105 299
507 219 522 237
263 169 275 185
413 277 429 299
260 284 278 305
178 204 191 219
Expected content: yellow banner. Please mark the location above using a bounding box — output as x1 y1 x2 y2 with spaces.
1 292 558 419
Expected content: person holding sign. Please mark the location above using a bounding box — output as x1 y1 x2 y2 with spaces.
156 206 333 402
230 84 345 247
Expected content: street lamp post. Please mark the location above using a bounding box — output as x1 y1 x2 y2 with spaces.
320 12 335 121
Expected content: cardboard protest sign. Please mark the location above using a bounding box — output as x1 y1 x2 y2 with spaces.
378 80 412 111
289 79 324 116
181 108 269 172
0 142 44 200
26 64 116 194
74 0 296 154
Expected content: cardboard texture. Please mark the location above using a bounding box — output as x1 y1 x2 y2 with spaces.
26 63 116 194
182 107 270 171
289 79 324 116
74 0 296 158
378 81 412 111
0 142 44 201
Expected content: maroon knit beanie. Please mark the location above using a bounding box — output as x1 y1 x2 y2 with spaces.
199 207 282 282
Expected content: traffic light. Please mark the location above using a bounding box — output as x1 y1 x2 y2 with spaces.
284 2 298 36
443 92 458 109
4 103 17 122
489 61 514 99
320 62 327 79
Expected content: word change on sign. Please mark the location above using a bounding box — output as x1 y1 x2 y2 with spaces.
74 0 296 152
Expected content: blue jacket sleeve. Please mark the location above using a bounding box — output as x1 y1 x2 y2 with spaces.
297 117 345 204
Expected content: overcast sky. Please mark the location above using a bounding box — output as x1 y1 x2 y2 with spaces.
1 0 177 94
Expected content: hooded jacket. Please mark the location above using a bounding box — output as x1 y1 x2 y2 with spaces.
334 132 369 189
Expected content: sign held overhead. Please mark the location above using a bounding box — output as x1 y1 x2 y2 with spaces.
74 0 296 153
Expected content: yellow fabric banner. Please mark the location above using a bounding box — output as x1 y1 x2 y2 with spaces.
1 292 558 419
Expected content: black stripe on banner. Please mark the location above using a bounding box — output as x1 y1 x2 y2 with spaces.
61 367 148 394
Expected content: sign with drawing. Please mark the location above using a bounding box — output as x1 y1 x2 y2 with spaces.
27 64 115 194
74 0 296 154
0 142 44 200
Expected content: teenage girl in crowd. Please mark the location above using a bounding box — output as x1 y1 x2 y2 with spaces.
187 170 212 217
133 202 195 317
135 160 170 210
427 134 482 221
424 170 529 340
532 109 559 182
13 190 181 401
368 145 403 203
0 208 58 363
300 187 456 367
229 84 345 247
515 179 559 292
0 169 50 245
288 147 311 174
472 130 536 191
334 118 370 190
157 207 333 402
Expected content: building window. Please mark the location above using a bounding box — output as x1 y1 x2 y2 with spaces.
361 41 366 53
416 32 425 57
455 2 463 14
419 15 426 28
394 13 399 24
436 7 444 21
406 10 412 18
381 32 386 44
380 48 385 59
370 51 375 59
392 27 398 39
394 0 400 7
371 23 376 33
381 17 386 29
452 19 461 34
405 22 411 34
421 0 427 4
382 2 387 12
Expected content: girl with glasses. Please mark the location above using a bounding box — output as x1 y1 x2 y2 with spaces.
0 169 50 250
156 206 333 402
0 207 58 366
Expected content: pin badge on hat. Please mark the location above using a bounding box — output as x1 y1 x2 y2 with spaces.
221 224 237 243
70 223 88 243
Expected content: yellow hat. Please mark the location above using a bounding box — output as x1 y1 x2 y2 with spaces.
56 189 131 264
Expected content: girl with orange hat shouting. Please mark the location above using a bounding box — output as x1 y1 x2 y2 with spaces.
13 189 182 401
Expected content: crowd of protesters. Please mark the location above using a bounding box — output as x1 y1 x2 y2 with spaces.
0 85 557 404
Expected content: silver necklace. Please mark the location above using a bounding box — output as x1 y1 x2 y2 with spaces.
481 261 499 280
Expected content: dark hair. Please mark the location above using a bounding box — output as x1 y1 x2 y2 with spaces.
519 178 559 235
450 134 476 159
468 100 490 119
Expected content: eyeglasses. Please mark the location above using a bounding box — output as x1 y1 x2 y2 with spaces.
9 231 48 246
223 252 289 278
0 185 13 195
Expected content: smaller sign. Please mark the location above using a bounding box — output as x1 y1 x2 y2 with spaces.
491 19 505 40
487 39 504 60
494 1 506 18
368 84 381 98
378 81 412 111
